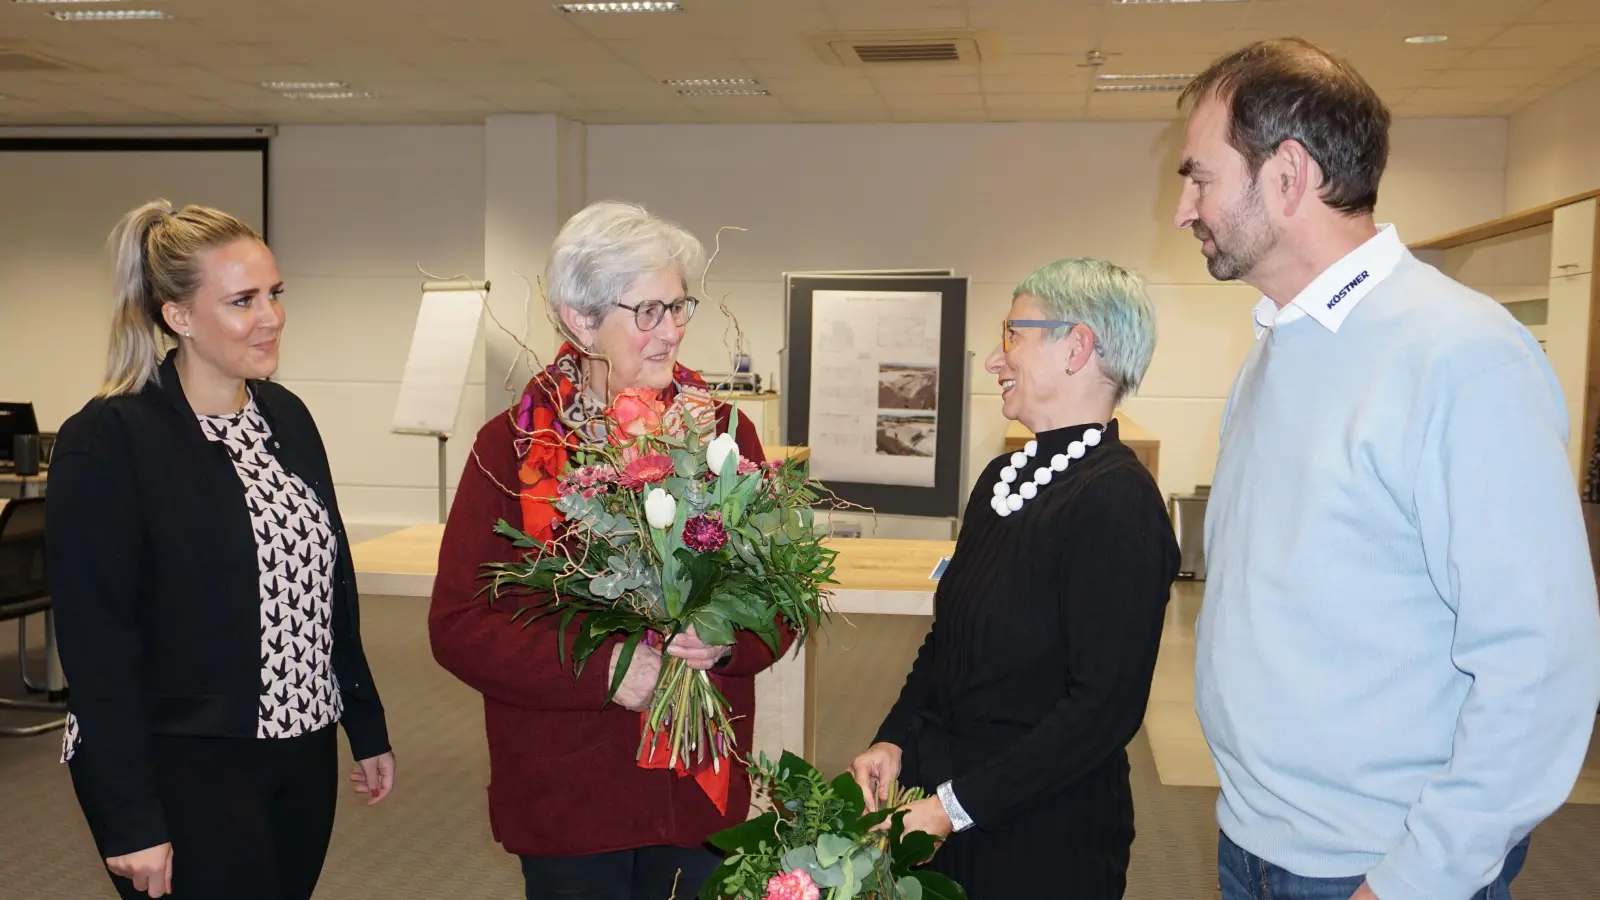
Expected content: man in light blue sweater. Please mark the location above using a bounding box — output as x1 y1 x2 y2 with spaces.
1175 38 1600 900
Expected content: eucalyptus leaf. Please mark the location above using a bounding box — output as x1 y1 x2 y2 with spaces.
672 450 696 478
896 875 925 900
815 833 854 868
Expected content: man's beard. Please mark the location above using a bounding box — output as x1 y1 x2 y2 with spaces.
1195 179 1279 282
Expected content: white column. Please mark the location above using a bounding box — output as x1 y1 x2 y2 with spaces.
483 114 587 416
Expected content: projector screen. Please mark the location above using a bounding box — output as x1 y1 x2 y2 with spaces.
0 138 267 432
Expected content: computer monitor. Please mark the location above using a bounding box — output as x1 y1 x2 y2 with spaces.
0 402 40 464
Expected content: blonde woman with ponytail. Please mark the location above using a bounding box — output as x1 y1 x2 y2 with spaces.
46 200 396 900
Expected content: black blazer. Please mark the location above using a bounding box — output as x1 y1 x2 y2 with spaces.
47 351 389 858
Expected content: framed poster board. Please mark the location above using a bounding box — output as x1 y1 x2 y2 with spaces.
784 275 967 518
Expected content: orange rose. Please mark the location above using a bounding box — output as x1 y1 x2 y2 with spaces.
608 388 665 439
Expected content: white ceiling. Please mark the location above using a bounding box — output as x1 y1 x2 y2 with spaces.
0 0 1597 126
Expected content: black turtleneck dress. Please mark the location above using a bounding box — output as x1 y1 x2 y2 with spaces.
874 420 1180 900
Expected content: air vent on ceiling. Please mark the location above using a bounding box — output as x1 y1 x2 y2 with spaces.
853 42 962 64
0 46 87 73
807 30 996 67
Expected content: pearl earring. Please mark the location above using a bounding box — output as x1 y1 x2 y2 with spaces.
184 331 192 339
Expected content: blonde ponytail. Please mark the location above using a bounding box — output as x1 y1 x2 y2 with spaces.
99 199 261 396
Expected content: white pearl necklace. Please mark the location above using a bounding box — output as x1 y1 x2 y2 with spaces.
990 427 1103 518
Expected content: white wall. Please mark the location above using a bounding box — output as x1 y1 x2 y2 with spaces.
269 125 486 537
587 118 1509 507
1507 70 1600 212
0 149 263 433
256 116 1505 532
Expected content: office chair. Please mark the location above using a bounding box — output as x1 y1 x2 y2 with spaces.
0 498 67 736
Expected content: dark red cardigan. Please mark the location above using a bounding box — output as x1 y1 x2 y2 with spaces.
429 402 792 857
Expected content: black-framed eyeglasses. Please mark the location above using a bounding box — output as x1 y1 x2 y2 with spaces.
617 296 698 331
1002 319 1106 356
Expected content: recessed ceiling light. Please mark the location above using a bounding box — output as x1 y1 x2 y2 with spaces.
261 81 349 91
281 90 374 100
555 2 680 12
663 78 761 88
676 88 771 97
49 8 170 19
1096 73 1196 82
1404 34 1449 44
1094 83 1189 93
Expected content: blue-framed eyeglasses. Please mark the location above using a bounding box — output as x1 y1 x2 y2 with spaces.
1003 319 1106 355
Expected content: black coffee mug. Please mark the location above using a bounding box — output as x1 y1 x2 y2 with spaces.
13 433 39 476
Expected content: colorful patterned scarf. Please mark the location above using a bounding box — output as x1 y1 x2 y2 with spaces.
512 341 733 812
512 341 712 543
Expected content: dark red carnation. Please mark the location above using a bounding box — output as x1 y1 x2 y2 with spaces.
682 513 727 553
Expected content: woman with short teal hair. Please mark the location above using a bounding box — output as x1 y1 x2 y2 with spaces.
851 256 1177 898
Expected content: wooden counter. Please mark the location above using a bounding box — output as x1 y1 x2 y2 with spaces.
769 445 810 463
1003 413 1160 481
351 526 949 768
351 526 945 612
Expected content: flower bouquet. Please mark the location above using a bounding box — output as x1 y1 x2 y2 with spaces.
701 752 968 900
483 386 838 809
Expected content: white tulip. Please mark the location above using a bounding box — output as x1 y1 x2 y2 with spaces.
644 487 677 530
706 432 741 475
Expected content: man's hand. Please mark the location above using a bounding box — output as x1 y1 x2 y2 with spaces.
609 643 664 711
106 843 173 898
1349 882 1379 900
663 625 732 671
350 751 398 805
849 742 903 812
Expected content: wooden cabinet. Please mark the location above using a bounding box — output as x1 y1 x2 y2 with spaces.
1548 272 1595 479
1413 188 1600 490
714 391 781 449
1552 199 1597 278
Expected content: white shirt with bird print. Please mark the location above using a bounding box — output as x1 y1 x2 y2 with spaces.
199 396 344 738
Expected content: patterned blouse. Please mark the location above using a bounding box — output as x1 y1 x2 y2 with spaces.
61 396 342 763
204 398 344 738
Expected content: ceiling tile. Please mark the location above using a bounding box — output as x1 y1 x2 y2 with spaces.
1459 45 1600 68
1423 68 1553 90
981 73 1091 94
823 6 971 31
891 109 990 123
978 54 1100 76
1486 22 1600 49
759 76 877 97
885 94 985 112
0 0 1593 126
781 94 889 112
985 93 1089 115
1528 0 1600 23
869 73 982 94
1406 85 1527 105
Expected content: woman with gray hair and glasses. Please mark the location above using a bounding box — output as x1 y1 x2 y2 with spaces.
850 258 1180 899
429 200 788 900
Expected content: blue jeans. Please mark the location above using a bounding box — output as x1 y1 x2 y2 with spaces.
1218 832 1530 900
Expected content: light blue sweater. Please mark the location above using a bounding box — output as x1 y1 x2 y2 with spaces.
1197 250 1600 900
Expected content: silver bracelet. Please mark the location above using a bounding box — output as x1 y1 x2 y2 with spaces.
936 780 975 833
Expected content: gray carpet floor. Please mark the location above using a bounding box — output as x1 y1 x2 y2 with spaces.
2 596 1596 899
